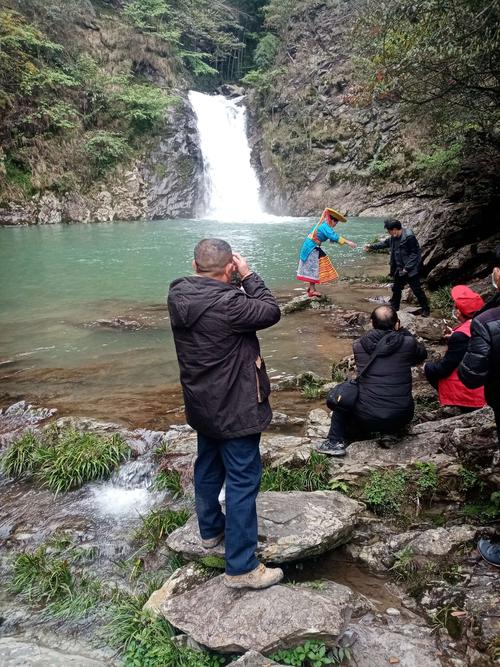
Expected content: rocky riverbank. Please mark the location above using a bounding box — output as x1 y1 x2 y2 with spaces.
0 290 498 666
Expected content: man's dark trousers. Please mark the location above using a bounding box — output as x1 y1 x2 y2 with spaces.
194 432 261 576
391 272 429 311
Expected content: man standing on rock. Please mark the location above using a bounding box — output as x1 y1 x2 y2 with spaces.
168 239 284 589
365 219 430 317
458 245 500 567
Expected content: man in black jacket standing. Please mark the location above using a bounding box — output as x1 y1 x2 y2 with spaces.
458 245 500 567
168 238 283 589
316 305 427 456
365 219 430 317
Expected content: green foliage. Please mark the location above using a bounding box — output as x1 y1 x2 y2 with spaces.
390 546 463 598
123 0 245 78
458 466 481 493
369 158 395 177
414 143 463 182
362 462 442 517
106 593 226 666
254 33 280 70
261 451 331 492
1 427 130 493
263 0 298 33
84 131 130 175
428 285 453 312
270 640 350 666
362 469 407 514
353 0 500 145
297 373 328 400
109 81 174 132
1 430 40 478
413 461 438 502
330 362 346 383
134 508 191 551
3 156 34 195
10 547 73 604
153 469 184 498
462 491 500 523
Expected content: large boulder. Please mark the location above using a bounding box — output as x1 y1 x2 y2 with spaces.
167 491 363 564
144 563 212 614
344 615 443 667
159 577 358 653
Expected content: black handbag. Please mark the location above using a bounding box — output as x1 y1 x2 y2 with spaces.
326 337 386 412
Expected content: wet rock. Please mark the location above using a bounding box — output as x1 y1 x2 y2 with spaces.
0 202 37 225
62 193 91 223
230 650 285 666
93 317 143 331
167 491 363 564
37 193 62 224
159 577 357 653
260 434 311 466
331 407 497 485
280 294 331 315
305 408 331 439
348 525 477 572
144 563 212 614
344 614 443 667
92 190 114 222
398 312 448 343
0 401 57 450
0 638 110 666
463 560 500 646
269 412 305 428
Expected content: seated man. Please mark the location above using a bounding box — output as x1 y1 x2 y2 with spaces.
316 305 427 456
424 285 485 412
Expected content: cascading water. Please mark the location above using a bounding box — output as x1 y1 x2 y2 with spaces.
189 90 269 222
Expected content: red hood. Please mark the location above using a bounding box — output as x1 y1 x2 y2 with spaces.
451 285 485 317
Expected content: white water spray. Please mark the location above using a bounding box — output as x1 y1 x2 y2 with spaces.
189 91 270 222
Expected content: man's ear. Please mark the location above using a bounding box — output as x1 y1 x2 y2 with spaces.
192 259 198 273
395 320 401 331
494 267 500 288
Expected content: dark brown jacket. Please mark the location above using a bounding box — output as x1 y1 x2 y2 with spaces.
168 273 280 439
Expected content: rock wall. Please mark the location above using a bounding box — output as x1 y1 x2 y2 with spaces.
247 0 500 284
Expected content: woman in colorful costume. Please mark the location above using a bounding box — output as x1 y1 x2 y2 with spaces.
297 208 357 297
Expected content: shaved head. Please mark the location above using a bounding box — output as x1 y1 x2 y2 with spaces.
371 305 399 330
194 239 233 275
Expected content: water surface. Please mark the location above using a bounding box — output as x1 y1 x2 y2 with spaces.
0 217 389 425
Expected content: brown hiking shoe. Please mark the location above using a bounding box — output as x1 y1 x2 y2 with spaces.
224 563 284 590
201 532 224 549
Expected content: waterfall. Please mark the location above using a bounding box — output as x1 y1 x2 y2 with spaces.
189 91 268 222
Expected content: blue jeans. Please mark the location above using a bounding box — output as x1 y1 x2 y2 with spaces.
194 432 262 576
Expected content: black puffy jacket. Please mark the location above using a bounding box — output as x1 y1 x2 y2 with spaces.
353 328 427 427
370 229 423 277
168 273 281 439
458 292 500 411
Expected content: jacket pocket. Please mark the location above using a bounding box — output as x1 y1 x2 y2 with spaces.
255 357 271 404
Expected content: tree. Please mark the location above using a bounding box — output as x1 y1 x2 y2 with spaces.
353 0 500 141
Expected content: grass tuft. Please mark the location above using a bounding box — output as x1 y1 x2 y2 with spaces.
261 451 331 492
153 469 184 498
1 427 130 494
134 508 191 552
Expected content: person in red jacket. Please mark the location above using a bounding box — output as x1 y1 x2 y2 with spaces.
424 285 486 410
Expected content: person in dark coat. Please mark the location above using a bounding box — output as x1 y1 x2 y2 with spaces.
424 285 485 410
168 238 283 589
316 305 427 456
458 245 500 567
365 219 430 316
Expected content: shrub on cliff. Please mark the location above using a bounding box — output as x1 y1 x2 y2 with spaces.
1 427 130 493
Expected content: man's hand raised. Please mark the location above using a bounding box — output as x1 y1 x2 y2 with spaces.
232 252 252 280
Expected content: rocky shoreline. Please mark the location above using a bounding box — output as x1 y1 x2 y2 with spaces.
0 293 498 666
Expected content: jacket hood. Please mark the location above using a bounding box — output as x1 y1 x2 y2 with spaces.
360 328 406 356
168 276 231 328
451 285 485 317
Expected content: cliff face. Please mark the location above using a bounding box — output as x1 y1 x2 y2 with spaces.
0 0 203 224
247 0 500 284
